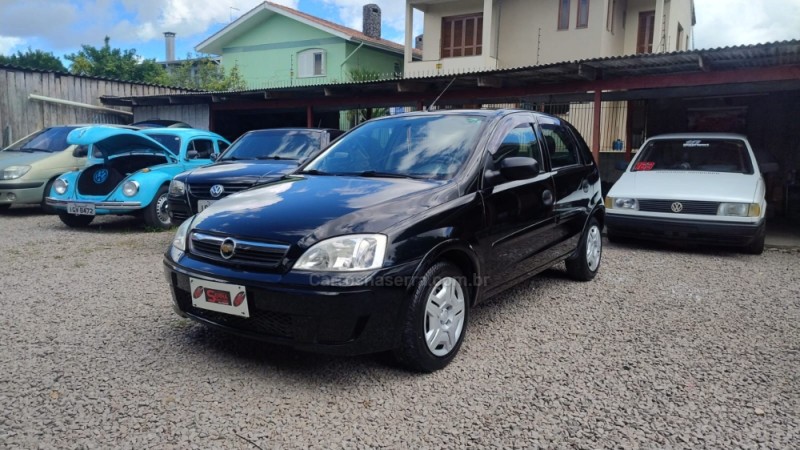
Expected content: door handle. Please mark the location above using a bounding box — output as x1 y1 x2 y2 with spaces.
542 189 554 207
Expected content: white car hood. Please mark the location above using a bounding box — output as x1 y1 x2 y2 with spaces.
611 171 758 203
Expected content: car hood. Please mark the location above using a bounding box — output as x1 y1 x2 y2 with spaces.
183 160 297 185
0 151 52 167
611 171 758 202
191 175 454 246
67 126 174 160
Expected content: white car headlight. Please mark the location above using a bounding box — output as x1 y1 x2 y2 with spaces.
122 180 139 197
2 165 31 180
53 178 69 195
169 179 186 196
718 202 760 217
294 234 387 272
607 197 638 210
170 216 194 260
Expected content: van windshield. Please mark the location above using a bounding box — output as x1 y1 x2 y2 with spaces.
633 139 754 174
5 126 79 153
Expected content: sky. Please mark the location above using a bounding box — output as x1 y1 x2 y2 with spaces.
0 0 798 63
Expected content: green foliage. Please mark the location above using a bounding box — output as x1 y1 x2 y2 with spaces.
0 48 66 72
344 68 388 128
165 53 247 91
65 36 169 85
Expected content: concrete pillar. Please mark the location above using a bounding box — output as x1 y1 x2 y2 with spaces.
653 0 665 53
482 0 494 65
404 3 414 66
592 89 602 163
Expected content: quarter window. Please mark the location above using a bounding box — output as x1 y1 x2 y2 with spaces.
298 49 326 78
441 13 483 58
541 125 580 169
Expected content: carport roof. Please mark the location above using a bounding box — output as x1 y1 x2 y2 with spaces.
101 40 800 108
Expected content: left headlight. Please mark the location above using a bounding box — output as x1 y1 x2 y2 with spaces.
718 202 760 217
294 234 387 272
605 197 638 210
169 179 186 196
53 178 69 195
1 165 31 180
122 180 139 197
170 216 194 260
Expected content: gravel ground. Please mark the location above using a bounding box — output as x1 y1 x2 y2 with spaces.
1 205 798 449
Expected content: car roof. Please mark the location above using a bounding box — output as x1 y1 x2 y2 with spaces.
647 132 750 140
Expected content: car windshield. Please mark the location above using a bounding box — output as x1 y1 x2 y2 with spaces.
145 134 181 155
633 138 754 174
302 114 487 180
4 126 78 152
220 131 319 161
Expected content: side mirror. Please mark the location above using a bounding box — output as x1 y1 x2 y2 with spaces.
615 160 629 171
499 157 540 181
759 162 779 174
73 145 88 158
209 153 218 161
186 149 198 160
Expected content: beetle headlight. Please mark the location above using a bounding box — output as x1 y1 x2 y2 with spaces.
53 178 69 195
2 165 31 180
718 202 760 217
607 197 638 210
122 180 139 197
294 234 387 272
169 179 186 196
170 216 194 260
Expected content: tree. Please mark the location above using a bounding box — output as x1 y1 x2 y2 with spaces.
344 67 389 127
165 54 247 91
64 36 169 85
0 48 66 72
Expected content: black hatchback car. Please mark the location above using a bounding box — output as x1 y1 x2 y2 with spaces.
163 110 604 372
168 128 343 224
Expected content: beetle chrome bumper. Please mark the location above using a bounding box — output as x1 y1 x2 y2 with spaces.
45 197 142 210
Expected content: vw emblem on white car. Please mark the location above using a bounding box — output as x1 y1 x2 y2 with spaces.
93 168 109 184
210 184 225 198
671 202 684 213
220 238 236 260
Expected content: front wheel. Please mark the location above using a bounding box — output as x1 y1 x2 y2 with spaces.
143 186 172 229
743 226 765 255
394 262 469 372
565 217 602 281
58 212 94 228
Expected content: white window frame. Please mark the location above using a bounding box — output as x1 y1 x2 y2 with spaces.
297 49 326 78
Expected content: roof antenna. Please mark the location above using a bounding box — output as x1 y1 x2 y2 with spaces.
426 77 456 112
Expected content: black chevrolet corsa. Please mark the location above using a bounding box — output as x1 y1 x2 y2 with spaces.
164 110 604 372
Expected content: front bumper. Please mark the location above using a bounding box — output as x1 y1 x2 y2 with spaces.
163 256 418 356
167 196 193 224
0 181 45 205
606 213 764 246
46 197 142 214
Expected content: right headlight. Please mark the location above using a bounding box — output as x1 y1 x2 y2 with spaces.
170 216 194 261
605 197 638 210
294 234 387 272
53 178 69 195
169 179 186 196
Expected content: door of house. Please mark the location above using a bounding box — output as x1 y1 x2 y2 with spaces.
637 10 656 54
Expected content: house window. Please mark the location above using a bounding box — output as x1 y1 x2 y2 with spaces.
558 0 570 30
297 49 326 78
636 11 655 54
576 0 590 28
676 23 684 51
441 13 483 58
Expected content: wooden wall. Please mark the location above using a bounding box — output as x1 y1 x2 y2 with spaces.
133 105 211 130
0 67 191 147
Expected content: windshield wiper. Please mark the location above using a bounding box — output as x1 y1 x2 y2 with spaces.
358 170 422 180
256 155 295 160
298 169 332 176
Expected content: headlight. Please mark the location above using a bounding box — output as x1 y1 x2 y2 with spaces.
169 179 186 196
718 202 760 217
122 181 139 197
294 234 387 272
170 216 194 260
53 178 69 195
2 165 31 180
607 197 638 210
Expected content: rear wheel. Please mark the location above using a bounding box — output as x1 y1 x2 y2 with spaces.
744 226 765 255
58 212 94 228
566 217 602 281
394 262 469 372
143 186 171 229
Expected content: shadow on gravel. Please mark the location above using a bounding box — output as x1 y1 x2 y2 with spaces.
0 205 50 216
605 236 743 257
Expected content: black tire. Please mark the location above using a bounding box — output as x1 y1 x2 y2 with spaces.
143 185 172 229
393 261 470 373
41 179 57 214
0 204 10 211
58 212 94 228
565 217 602 281
744 226 765 255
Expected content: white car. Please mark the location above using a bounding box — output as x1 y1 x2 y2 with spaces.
605 133 768 254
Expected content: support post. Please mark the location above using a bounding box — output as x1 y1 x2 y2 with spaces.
306 105 314 127
592 89 602 164
625 101 633 162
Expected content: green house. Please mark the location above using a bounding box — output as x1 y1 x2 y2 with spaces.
196 2 413 89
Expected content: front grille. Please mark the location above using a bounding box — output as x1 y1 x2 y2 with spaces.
188 306 293 338
638 199 719 215
189 182 252 200
189 231 289 270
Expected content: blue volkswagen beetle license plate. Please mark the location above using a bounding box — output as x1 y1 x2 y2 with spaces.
67 203 96 216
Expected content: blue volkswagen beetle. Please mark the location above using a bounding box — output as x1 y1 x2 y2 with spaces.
46 126 230 228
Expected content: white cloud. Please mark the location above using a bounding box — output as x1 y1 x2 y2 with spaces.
0 36 25 55
693 0 800 49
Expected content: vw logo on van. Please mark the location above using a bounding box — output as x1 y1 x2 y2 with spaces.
671 202 684 213
209 184 225 198
93 169 109 184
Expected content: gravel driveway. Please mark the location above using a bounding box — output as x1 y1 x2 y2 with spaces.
1 206 798 448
